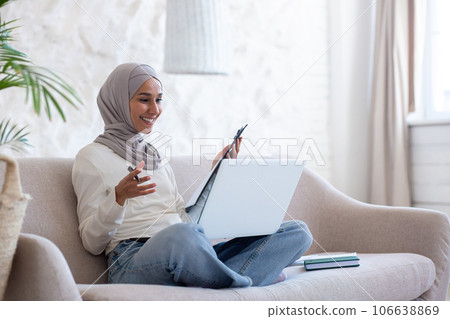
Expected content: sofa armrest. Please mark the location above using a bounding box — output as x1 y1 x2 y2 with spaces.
289 168 449 300
4 233 81 301
307 177 449 300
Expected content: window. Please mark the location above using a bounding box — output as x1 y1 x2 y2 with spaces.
419 0 450 120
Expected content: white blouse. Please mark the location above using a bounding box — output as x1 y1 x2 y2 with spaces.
72 142 190 255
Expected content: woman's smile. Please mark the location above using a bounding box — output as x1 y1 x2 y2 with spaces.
140 116 156 126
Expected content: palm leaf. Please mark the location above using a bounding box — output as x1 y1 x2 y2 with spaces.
0 46 82 120
0 118 31 153
0 73 24 89
0 1 13 9
0 15 82 122
0 20 19 45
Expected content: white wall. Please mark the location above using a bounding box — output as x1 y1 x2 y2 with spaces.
0 0 330 179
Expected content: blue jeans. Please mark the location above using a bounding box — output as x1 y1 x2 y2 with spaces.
107 220 312 288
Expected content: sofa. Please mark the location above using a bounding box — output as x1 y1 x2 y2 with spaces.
2 156 449 301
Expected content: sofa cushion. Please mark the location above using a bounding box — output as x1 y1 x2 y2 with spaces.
15 158 108 284
10 157 213 285
78 253 435 301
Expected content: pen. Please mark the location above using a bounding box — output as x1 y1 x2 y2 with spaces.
128 166 140 182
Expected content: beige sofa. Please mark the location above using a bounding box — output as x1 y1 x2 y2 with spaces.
2 157 449 301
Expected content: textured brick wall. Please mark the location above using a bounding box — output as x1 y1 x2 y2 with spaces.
0 0 330 179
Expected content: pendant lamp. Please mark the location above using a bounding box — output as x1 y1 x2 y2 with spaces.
164 0 230 74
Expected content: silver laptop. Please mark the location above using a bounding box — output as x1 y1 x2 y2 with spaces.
189 158 305 239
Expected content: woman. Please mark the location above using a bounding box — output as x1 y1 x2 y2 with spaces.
72 62 313 288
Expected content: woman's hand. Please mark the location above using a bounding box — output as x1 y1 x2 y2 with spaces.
115 161 156 206
211 137 242 169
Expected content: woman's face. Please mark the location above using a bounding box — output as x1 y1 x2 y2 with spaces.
129 78 163 134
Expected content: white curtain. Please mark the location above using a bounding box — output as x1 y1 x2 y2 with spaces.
329 0 375 203
368 0 414 206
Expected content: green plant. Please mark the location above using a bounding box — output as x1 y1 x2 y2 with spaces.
0 0 82 153
0 119 29 153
